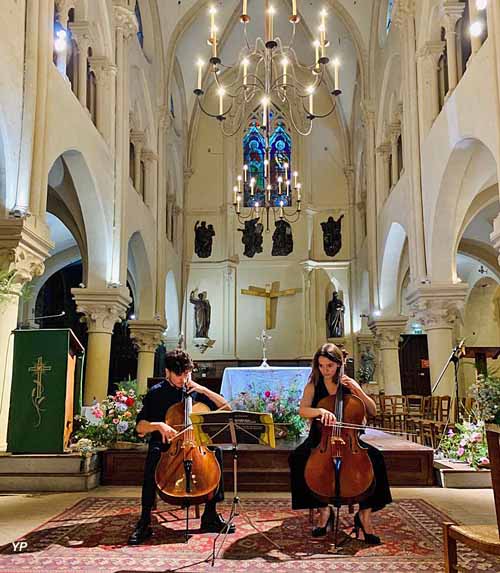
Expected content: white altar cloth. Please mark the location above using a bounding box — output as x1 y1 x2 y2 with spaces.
220 366 311 401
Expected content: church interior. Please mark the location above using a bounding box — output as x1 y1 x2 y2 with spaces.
1 0 500 571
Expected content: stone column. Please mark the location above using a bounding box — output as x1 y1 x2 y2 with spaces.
0 219 53 451
468 0 482 55
407 284 468 401
441 2 465 93
395 2 428 283
390 122 401 184
72 287 131 404
88 57 117 147
130 130 145 195
129 320 166 394
221 264 237 358
361 100 379 310
301 263 316 357
69 21 91 109
141 150 158 210
29 0 56 217
356 328 377 395
417 41 445 134
376 143 391 208
112 2 137 283
369 316 408 395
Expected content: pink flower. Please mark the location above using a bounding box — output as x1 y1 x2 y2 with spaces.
264 391 271 398
112 418 119 424
459 439 467 447
479 457 490 465
448 429 454 437
457 447 465 457
92 408 104 419
471 432 483 443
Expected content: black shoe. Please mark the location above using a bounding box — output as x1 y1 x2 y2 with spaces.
128 520 153 545
351 512 381 545
312 507 333 537
200 512 236 534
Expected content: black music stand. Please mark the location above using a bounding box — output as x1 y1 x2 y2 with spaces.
190 409 280 566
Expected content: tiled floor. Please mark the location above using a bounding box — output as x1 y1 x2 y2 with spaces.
0 486 496 546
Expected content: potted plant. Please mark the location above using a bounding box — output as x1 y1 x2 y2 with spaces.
231 383 308 441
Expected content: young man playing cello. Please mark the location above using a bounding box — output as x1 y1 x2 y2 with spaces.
128 349 235 545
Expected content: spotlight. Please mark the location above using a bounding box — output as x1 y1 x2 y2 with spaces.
470 20 484 38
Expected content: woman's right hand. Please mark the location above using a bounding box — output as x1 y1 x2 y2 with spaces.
152 422 178 443
318 408 336 426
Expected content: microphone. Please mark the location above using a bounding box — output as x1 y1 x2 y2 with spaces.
18 311 65 329
32 311 66 321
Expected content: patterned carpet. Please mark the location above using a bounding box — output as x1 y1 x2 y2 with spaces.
0 497 497 572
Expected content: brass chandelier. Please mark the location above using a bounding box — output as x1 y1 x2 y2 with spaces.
193 0 342 230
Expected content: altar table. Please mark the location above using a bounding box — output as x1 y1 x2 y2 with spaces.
220 366 311 401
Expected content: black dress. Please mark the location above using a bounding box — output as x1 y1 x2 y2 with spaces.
289 378 392 512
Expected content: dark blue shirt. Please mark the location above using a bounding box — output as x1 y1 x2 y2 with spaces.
136 379 217 445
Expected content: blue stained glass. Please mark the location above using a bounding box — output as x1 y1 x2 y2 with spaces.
242 121 292 207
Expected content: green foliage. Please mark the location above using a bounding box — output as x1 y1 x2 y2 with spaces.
71 380 144 447
231 383 308 440
470 373 500 425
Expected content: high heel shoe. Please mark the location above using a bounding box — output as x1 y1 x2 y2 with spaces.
352 512 381 545
312 507 333 537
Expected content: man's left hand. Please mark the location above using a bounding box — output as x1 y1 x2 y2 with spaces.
185 375 205 395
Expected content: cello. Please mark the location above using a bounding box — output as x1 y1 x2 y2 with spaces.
155 380 221 526
304 350 375 541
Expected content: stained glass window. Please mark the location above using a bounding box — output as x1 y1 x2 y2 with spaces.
386 0 394 34
135 2 144 49
242 119 292 207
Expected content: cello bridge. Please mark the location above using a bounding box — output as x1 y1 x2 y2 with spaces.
330 436 345 445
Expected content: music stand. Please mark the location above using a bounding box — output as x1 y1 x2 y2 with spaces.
190 409 281 566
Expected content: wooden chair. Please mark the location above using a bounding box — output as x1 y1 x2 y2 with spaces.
442 426 500 571
438 395 452 422
405 395 425 442
443 523 500 572
390 395 406 434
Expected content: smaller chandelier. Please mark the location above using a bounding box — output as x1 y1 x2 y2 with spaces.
193 1 342 230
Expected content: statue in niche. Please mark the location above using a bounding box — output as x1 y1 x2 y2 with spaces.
321 214 344 257
358 346 376 384
189 288 211 338
326 291 345 338
272 219 293 256
194 220 215 258
238 218 263 258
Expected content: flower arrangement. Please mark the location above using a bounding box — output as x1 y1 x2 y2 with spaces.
470 373 500 425
231 383 307 440
72 381 144 448
437 419 489 470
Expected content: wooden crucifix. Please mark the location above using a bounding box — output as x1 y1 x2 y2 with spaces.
241 281 302 329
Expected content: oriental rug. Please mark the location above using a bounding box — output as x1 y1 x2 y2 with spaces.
0 497 497 572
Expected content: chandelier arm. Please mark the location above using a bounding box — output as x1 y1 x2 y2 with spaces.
220 118 245 138
309 99 338 120
284 99 313 136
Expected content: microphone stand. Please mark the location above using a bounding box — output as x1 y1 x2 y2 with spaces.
431 339 465 423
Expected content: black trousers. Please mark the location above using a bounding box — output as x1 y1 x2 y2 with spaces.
288 437 392 512
140 443 225 519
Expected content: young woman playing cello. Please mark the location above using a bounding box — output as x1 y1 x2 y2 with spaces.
289 343 392 543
